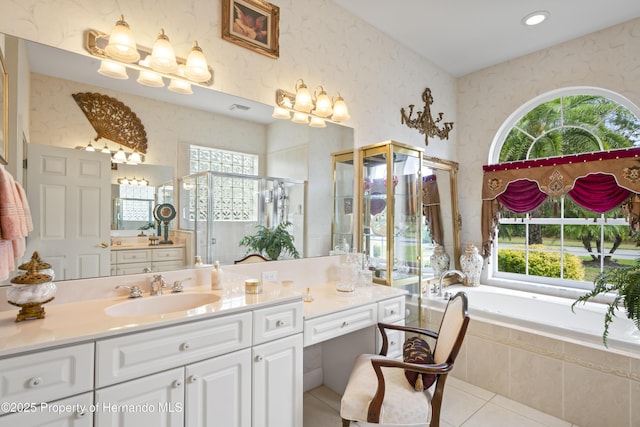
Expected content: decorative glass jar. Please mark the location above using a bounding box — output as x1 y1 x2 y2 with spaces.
460 243 483 286
429 244 450 280
8 252 56 322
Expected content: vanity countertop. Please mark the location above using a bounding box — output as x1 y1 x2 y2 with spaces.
110 243 186 250
302 282 407 319
0 282 301 357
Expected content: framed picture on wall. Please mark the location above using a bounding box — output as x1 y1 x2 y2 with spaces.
222 0 280 59
0 47 7 165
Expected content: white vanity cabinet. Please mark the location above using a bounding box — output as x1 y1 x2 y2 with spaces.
252 302 304 427
93 301 303 427
375 295 406 358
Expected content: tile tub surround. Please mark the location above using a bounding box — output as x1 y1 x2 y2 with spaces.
422 289 640 427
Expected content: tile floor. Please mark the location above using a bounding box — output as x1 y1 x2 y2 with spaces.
303 377 582 427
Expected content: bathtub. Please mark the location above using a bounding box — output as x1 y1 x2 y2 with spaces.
425 284 640 357
421 284 640 427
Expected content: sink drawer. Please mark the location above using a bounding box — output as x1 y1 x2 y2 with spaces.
116 249 151 264
151 247 185 261
304 303 377 347
0 343 94 412
253 301 303 345
378 296 405 323
96 311 252 387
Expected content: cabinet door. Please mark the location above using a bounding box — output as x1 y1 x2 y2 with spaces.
0 392 92 427
185 349 251 427
95 368 184 427
252 334 303 427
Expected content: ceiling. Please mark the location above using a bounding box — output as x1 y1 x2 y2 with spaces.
331 0 640 77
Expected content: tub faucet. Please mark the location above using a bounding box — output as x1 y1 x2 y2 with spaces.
436 269 465 298
150 274 167 296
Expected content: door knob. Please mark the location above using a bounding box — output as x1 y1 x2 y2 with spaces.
100 242 109 248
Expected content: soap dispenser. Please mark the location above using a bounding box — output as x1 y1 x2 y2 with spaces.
211 261 223 290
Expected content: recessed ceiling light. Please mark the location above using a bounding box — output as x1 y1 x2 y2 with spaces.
522 10 549 26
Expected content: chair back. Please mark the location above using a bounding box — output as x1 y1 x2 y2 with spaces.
433 292 469 365
234 253 269 264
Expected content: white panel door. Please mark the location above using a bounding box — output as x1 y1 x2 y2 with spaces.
26 144 111 279
185 348 251 427
252 334 303 427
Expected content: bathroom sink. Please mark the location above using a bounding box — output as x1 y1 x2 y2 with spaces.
105 293 221 317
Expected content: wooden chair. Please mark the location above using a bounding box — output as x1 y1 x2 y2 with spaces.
340 292 470 427
234 253 269 264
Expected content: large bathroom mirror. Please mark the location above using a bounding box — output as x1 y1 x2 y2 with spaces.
3 33 460 284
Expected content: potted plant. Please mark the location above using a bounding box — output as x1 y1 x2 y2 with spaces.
239 221 300 260
572 258 640 346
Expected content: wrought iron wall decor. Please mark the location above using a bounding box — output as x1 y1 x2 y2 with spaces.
72 92 148 154
400 87 454 146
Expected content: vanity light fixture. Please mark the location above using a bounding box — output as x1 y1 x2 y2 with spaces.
104 15 140 63
112 146 128 163
522 10 549 26
127 150 142 165
85 19 213 95
84 141 96 152
118 176 149 186
273 79 350 128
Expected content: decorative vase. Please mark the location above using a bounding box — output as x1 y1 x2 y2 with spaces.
460 243 483 286
430 244 450 279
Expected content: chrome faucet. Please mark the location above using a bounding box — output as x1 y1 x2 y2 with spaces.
150 274 167 296
436 269 465 298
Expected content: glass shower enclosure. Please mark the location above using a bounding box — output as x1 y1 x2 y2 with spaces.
179 171 306 265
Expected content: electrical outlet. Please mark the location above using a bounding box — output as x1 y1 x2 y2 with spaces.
262 270 278 283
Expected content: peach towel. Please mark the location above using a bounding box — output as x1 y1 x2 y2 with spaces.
0 166 33 281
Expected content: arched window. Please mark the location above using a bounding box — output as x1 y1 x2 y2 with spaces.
484 88 640 290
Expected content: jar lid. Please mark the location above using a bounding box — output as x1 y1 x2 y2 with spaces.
18 251 52 271
11 270 52 285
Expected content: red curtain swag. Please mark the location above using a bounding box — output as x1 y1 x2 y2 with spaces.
481 147 640 257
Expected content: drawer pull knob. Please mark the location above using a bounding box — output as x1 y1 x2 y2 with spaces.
76 410 87 418
29 377 43 387
341 321 348 328
189 375 198 383
173 379 183 388
276 320 285 327
255 355 263 362
181 342 191 351
389 310 396 315
390 341 396 346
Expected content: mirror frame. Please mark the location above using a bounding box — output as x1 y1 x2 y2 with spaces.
422 155 462 283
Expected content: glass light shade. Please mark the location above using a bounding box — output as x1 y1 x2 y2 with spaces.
101 143 111 154
112 147 127 163
272 106 291 120
184 42 212 83
118 177 130 185
139 178 149 186
97 60 128 79
104 16 140 63
85 142 96 152
168 78 193 95
331 97 350 122
309 117 326 128
291 111 309 124
313 91 333 118
294 82 313 113
127 151 142 165
149 29 179 74
137 69 164 87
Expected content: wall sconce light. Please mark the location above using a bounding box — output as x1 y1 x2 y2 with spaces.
118 176 149 186
400 87 454 146
85 16 213 95
273 79 350 128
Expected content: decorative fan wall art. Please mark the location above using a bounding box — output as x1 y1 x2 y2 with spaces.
72 92 148 154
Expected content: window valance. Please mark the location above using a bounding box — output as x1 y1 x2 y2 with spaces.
481 147 640 257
